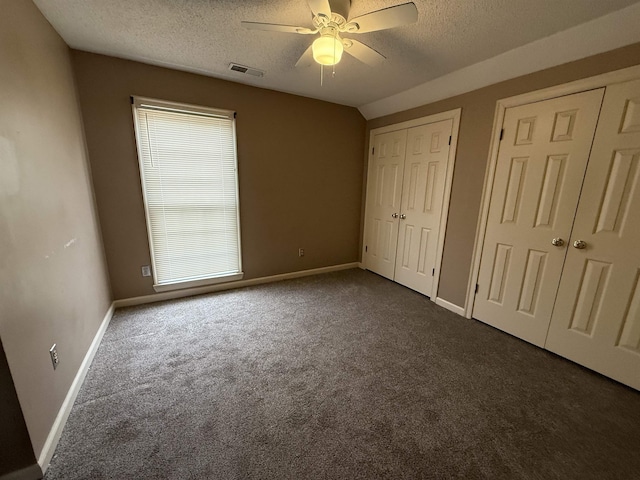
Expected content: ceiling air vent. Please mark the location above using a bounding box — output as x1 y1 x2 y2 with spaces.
228 63 264 77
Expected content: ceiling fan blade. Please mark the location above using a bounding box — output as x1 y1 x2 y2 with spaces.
343 39 385 66
307 0 332 18
241 21 315 34
347 2 418 33
295 45 314 68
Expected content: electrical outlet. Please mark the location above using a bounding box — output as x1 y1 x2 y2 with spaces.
298 248 304 257
49 344 59 370
141 265 151 277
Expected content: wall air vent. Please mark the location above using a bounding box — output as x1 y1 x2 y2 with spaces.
228 63 265 77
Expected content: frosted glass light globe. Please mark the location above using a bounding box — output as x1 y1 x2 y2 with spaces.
312 35 344 66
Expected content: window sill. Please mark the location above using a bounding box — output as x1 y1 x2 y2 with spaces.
153 273 244 293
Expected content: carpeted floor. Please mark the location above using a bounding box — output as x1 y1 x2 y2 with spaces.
44 269 640 479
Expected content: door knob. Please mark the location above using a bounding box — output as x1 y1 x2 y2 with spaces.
391 213 398 218
551 238 564 247
573 240 587 249
399 214 406 220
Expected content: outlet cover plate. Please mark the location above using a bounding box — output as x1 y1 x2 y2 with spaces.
49 344 59 370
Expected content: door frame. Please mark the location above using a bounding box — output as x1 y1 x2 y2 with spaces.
362 108 461 301
464 64 640 318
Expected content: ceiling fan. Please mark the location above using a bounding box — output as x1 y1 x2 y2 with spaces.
241 0 418 68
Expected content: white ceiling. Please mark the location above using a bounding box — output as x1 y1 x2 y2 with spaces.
34 0 640 112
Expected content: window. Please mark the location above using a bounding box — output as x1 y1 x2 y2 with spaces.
132 97 242 292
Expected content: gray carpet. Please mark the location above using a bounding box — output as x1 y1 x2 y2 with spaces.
45 269 640 479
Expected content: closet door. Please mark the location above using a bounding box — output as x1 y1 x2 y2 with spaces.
365 130 407 279
473 89 604 347
394 119 453 296
545 79 640 390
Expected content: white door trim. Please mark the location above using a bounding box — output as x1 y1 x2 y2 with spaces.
435 297 466 316
464 63 640 318
368 109 462 135
363 108 461 300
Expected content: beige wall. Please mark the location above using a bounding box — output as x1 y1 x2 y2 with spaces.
0 0 111 462
367 42 640 308
71 51 366 300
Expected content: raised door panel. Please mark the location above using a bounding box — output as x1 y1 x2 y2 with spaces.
364 130 407 279
545 79 640 390
394 119 452 296
473 88 605 347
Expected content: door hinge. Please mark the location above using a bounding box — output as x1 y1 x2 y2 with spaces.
475 283 479 293
365 245 368 252
499 129 504 141
432 268 435 276
372 147 375 155
448 136 451 145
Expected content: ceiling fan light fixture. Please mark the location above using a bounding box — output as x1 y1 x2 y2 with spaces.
312 34 343 66
242 1 419 69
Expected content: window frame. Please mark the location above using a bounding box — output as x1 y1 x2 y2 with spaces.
131 96 243 292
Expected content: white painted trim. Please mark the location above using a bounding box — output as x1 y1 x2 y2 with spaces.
0 465 42 480
114 263 360 308
362 109 461 301
360 135 377 270
464 64 640 319
357 262 365 269
153 272 244 292
430 109 461 300
366 109 461 135
489 64 640 109
464 100 504 319
358 3 640 120
37 303 116 473
435 297 465 317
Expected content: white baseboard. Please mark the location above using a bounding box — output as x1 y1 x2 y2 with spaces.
37 302 116 473
114 263 360 308
0 464 42 480
435 297 465 316
357 262 365 269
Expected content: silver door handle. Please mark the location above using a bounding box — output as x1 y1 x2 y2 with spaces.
573 240 587 249
551 238 564 247
391 213 398 218
399 214 406 220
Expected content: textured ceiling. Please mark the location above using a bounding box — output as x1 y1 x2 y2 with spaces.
34 0 640 108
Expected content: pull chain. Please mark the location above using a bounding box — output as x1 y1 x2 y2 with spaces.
332 29 337 78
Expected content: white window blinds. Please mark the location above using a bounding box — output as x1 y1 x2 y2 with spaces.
132 97 242 290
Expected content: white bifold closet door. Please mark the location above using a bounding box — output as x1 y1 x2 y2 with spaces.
365 129 407 280
546 79 640 390
365 119 453 297
473 89 604 347
474 78 640 390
